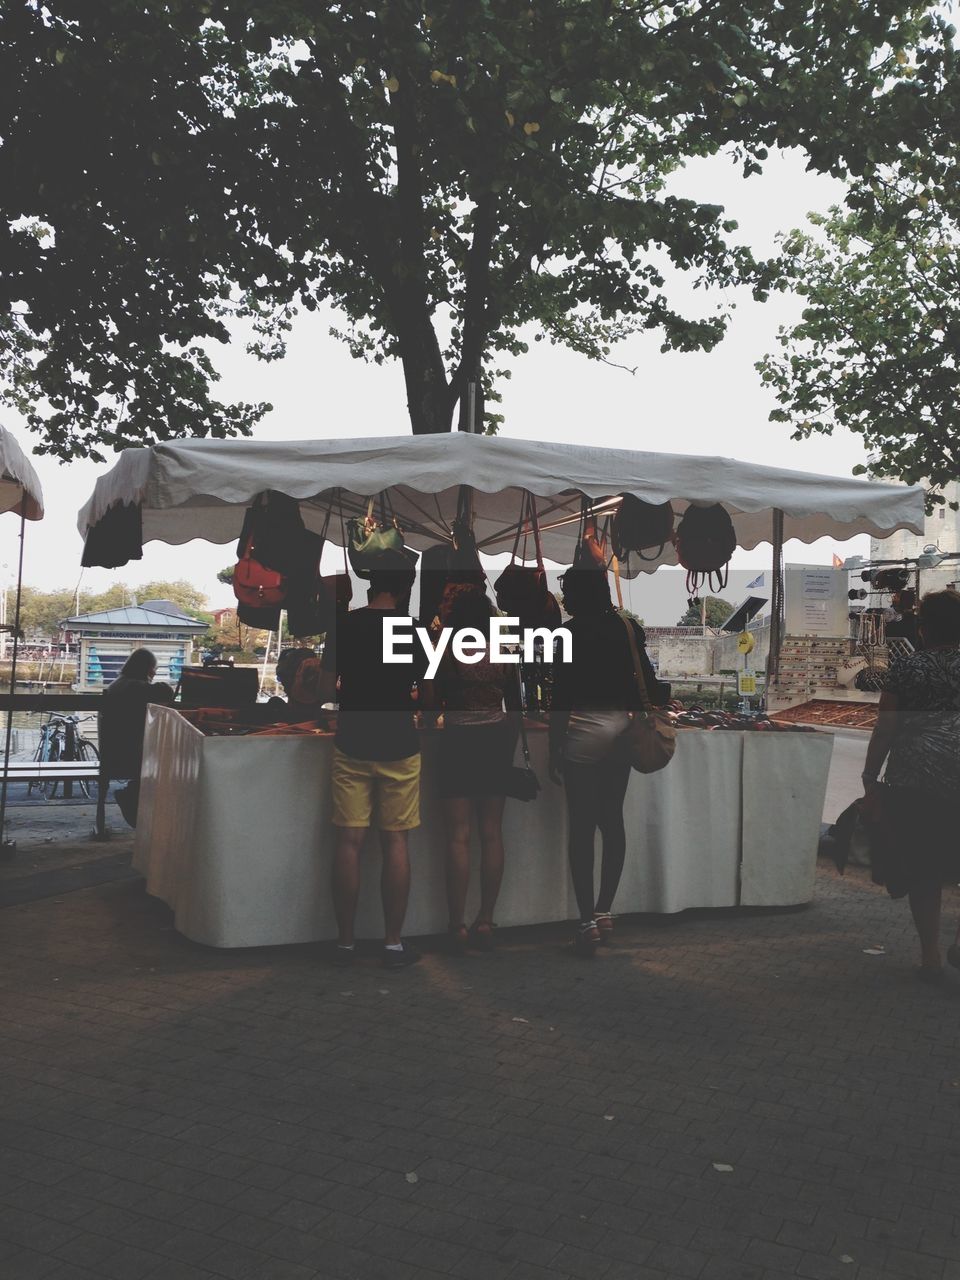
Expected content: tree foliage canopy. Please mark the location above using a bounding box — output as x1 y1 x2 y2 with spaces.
677 595 733 627
19 579 210 635
758 11 959 497
2 0 951 457
758 191 960 498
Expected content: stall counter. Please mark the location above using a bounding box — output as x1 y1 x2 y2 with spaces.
133 705 834 948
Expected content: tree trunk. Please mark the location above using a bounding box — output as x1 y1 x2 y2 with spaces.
400 330 456 433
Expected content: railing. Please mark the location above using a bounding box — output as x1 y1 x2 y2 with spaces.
0 693 109 838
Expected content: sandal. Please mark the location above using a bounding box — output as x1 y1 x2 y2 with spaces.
570 920 600 957
595 912 614 946
469 920 496 952
447 924 469 955
916 965 946 985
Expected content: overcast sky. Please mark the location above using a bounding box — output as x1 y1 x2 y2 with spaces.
2 147 869 624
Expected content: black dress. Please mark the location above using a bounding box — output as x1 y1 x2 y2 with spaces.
870 649 960 898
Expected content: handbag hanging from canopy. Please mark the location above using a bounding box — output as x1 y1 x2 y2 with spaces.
611 494 674 563
233 491 303 610
285 498 352 637
494 492 562 630
347 493 417 578
673 503 737 595
419 487 487 629
572 497 609 572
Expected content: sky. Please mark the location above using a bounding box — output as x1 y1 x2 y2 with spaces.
1 146 873 627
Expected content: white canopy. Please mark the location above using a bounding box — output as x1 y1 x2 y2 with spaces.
77 433 924 571
0 425 43 522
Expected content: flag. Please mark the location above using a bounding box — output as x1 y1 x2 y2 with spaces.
746 572 764 589
832 554 844 568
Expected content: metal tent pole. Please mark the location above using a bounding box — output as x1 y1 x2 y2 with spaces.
0 511 27 853
766 509 785 699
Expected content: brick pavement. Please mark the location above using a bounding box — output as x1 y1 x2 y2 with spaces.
1 864 959 1280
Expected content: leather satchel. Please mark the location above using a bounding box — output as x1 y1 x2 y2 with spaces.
617 614 676 774
234 545 287 608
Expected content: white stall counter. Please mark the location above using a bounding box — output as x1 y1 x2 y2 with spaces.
134 705 834 948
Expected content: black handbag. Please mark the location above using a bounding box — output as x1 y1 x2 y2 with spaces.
502 666 540 801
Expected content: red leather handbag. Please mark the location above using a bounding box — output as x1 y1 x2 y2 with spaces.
234 544 287 607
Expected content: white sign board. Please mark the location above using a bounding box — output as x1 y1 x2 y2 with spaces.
784 566 849 637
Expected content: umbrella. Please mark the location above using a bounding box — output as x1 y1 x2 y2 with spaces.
0 425 44 849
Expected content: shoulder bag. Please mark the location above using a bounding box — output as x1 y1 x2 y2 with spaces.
501 663 541 801
617 615 677 774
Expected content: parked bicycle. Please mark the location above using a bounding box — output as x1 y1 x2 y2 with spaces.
29 714 100 799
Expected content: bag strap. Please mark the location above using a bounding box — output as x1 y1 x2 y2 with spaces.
338 492 349 574
528 493 545 569
611 551 624 610
319 495 334 544
515 661 532 767
619 613 653 716
509 495 525 564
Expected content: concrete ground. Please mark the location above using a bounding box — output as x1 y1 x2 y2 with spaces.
6 727 959 1280
3 865 960 1280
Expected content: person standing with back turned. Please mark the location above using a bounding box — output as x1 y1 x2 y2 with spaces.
861 589 960 982
319 551 426 970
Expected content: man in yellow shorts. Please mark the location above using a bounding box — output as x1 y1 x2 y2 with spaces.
320 553 427 969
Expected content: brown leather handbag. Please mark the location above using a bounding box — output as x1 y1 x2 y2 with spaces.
617 615 676 774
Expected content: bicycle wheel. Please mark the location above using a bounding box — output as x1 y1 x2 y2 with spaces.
40 733 63 799
75 738 99 799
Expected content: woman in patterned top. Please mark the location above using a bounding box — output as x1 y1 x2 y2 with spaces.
862 589 960 981
428 583 521 952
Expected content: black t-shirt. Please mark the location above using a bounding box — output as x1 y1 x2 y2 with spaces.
551 611 667 712
321 608 427 761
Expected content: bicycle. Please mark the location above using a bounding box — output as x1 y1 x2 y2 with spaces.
29 714 100 800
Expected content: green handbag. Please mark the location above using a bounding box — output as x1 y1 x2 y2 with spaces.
347 497 416 577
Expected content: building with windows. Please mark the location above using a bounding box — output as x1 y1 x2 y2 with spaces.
62 600 207 692
870 481 960 562
869 480 960 595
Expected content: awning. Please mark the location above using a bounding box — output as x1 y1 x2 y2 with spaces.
0 425 43 522
77 433 924 572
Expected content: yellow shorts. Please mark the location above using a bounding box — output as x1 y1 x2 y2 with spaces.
331 748 421 831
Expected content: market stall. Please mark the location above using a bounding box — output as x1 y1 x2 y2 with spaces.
134 704 833 948
77 433 924 946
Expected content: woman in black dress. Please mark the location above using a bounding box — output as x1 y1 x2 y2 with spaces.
549 569 666 955
862 589 960 981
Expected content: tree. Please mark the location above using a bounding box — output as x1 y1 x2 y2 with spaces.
2 1 950 456
15 578 211 638
758 197 960 497
133 580 209 616
677 596 733 628
757 12 959 498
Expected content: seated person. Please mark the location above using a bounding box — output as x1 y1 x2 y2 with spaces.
265 647 324 722
100 648 175 827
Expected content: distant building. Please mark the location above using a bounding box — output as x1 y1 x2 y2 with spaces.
62 601 207 692
869 478 960 594
870 480 960 562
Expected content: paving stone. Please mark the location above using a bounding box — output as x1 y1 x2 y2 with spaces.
2 867 960 1280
